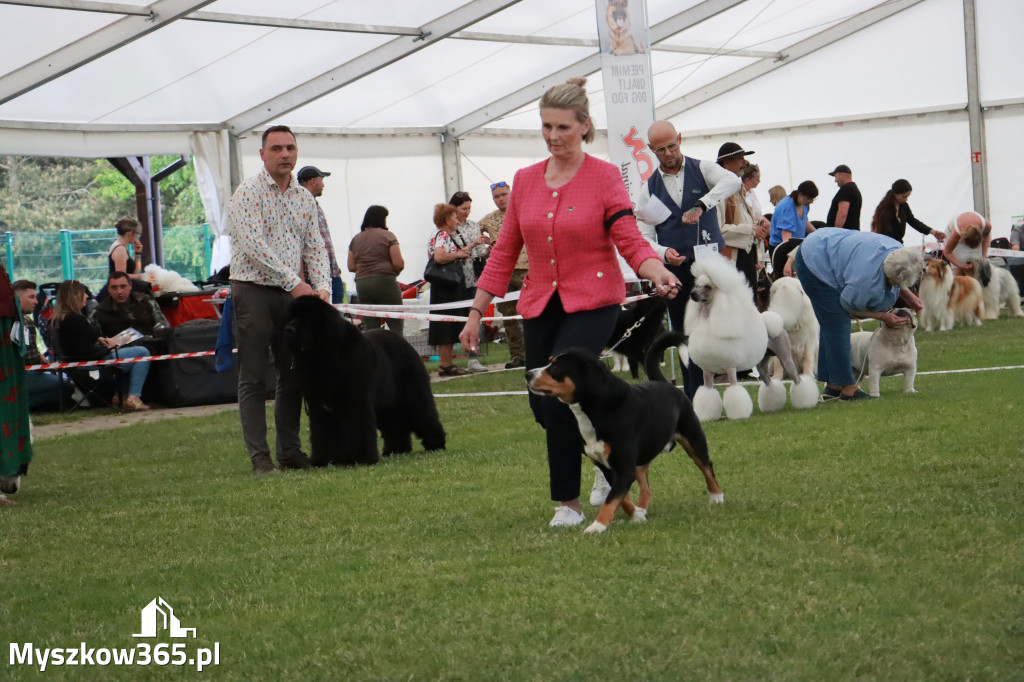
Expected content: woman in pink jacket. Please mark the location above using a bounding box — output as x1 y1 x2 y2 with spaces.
460 78 681 528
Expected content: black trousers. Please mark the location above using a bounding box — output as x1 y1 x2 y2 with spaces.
665 261 704 401
523 293 619 502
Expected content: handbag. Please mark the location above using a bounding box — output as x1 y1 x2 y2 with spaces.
423 257 464 286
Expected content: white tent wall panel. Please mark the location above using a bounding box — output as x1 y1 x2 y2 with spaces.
676 115 975 244
975 0 1024 102
672 0 968 132
0 126 194 158
983 110 1024 236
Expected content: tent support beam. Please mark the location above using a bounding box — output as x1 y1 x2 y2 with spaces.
445 0 747 138
654 0 927 121
225 0 521 136
440 134 463 204
962 0 987 217
0 0 216 105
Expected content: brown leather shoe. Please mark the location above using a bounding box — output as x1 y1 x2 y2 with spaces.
251 454 277 475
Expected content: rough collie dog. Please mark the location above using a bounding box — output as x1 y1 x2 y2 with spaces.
968 257 1024 320
767 277 819 378
919 259 985 331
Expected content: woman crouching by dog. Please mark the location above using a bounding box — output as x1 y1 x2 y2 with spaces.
790 229 924 402
458 77 682 528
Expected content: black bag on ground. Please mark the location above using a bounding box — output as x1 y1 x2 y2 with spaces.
160 319 239 407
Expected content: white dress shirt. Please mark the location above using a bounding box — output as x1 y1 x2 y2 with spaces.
636 158 742 261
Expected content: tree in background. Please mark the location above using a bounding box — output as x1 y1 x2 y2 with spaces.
0 155 205 233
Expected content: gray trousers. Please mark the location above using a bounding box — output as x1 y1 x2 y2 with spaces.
231 281 303 464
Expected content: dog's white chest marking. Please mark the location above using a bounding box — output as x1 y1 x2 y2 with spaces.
569 404 610 468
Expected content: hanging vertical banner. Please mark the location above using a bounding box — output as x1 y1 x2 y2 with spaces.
595 0 657 207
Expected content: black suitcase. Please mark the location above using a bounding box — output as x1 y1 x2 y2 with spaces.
159 319 239 407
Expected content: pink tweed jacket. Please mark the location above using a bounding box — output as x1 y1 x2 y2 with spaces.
476 155 659 318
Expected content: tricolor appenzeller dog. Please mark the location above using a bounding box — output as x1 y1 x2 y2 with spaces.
526 346 723 534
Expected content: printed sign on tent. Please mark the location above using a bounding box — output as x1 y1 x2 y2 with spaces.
595 0 656 207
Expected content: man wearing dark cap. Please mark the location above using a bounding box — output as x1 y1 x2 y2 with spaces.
298 166 345 303
826 164 862 230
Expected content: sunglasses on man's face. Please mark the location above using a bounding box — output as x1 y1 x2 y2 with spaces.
490 182 508 190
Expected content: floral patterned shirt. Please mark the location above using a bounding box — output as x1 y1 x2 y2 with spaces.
227 168 330 292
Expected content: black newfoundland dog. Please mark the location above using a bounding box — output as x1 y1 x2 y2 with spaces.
284 296 446 466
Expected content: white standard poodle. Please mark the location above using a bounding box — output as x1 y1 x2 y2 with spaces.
682 253 819 421
767 276 819 378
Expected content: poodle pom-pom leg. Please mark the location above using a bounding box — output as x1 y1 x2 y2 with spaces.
789 374 820 409
722 383 753 420
693 386 723 422
757 379 787 413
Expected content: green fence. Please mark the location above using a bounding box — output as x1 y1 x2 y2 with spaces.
5 224 213 293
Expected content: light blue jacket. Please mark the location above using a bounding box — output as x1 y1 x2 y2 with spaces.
798 229 902 315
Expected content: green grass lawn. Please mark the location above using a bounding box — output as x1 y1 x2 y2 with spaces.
2 317 1023 680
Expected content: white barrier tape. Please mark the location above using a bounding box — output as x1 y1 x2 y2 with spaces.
922 244 1022 259
337 291 659 322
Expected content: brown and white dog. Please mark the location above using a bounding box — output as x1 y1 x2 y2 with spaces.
919 259 985 331
606 0 646 56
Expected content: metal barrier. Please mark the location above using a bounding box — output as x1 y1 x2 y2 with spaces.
5 224 213 291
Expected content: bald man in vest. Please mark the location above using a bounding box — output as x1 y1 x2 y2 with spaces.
636 120 741 400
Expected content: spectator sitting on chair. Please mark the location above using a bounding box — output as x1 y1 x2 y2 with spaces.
12 279 73 411
51 279 152 411
91 271 170 339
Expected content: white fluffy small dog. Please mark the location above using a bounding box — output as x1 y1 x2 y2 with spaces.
143 264 200 293
682 253 819 421
850 309 918 397
768 277 819 378
968 258 1024 320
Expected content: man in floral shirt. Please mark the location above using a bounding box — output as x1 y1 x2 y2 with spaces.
227 125 331 475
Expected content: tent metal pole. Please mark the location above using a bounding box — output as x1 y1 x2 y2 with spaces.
962 0 988 218
228 133 244 194
440 133 463 202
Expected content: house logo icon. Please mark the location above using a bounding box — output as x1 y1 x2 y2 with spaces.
133 597 196 638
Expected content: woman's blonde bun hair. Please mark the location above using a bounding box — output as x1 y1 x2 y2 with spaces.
539 77 595 143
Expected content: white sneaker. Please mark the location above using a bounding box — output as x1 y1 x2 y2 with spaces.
467 358 486 373
589 467 611 506
549 506 586 527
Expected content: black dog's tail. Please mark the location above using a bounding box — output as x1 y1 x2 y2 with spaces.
644 331 687 383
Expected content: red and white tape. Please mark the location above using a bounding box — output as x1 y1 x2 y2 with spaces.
26 350 220 372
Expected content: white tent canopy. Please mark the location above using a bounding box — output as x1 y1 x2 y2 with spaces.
2 0 1021 282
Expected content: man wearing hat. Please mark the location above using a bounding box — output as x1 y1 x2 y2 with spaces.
715 142 768 293
826 164 862 230
298 166 345 303
636 120 740 401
